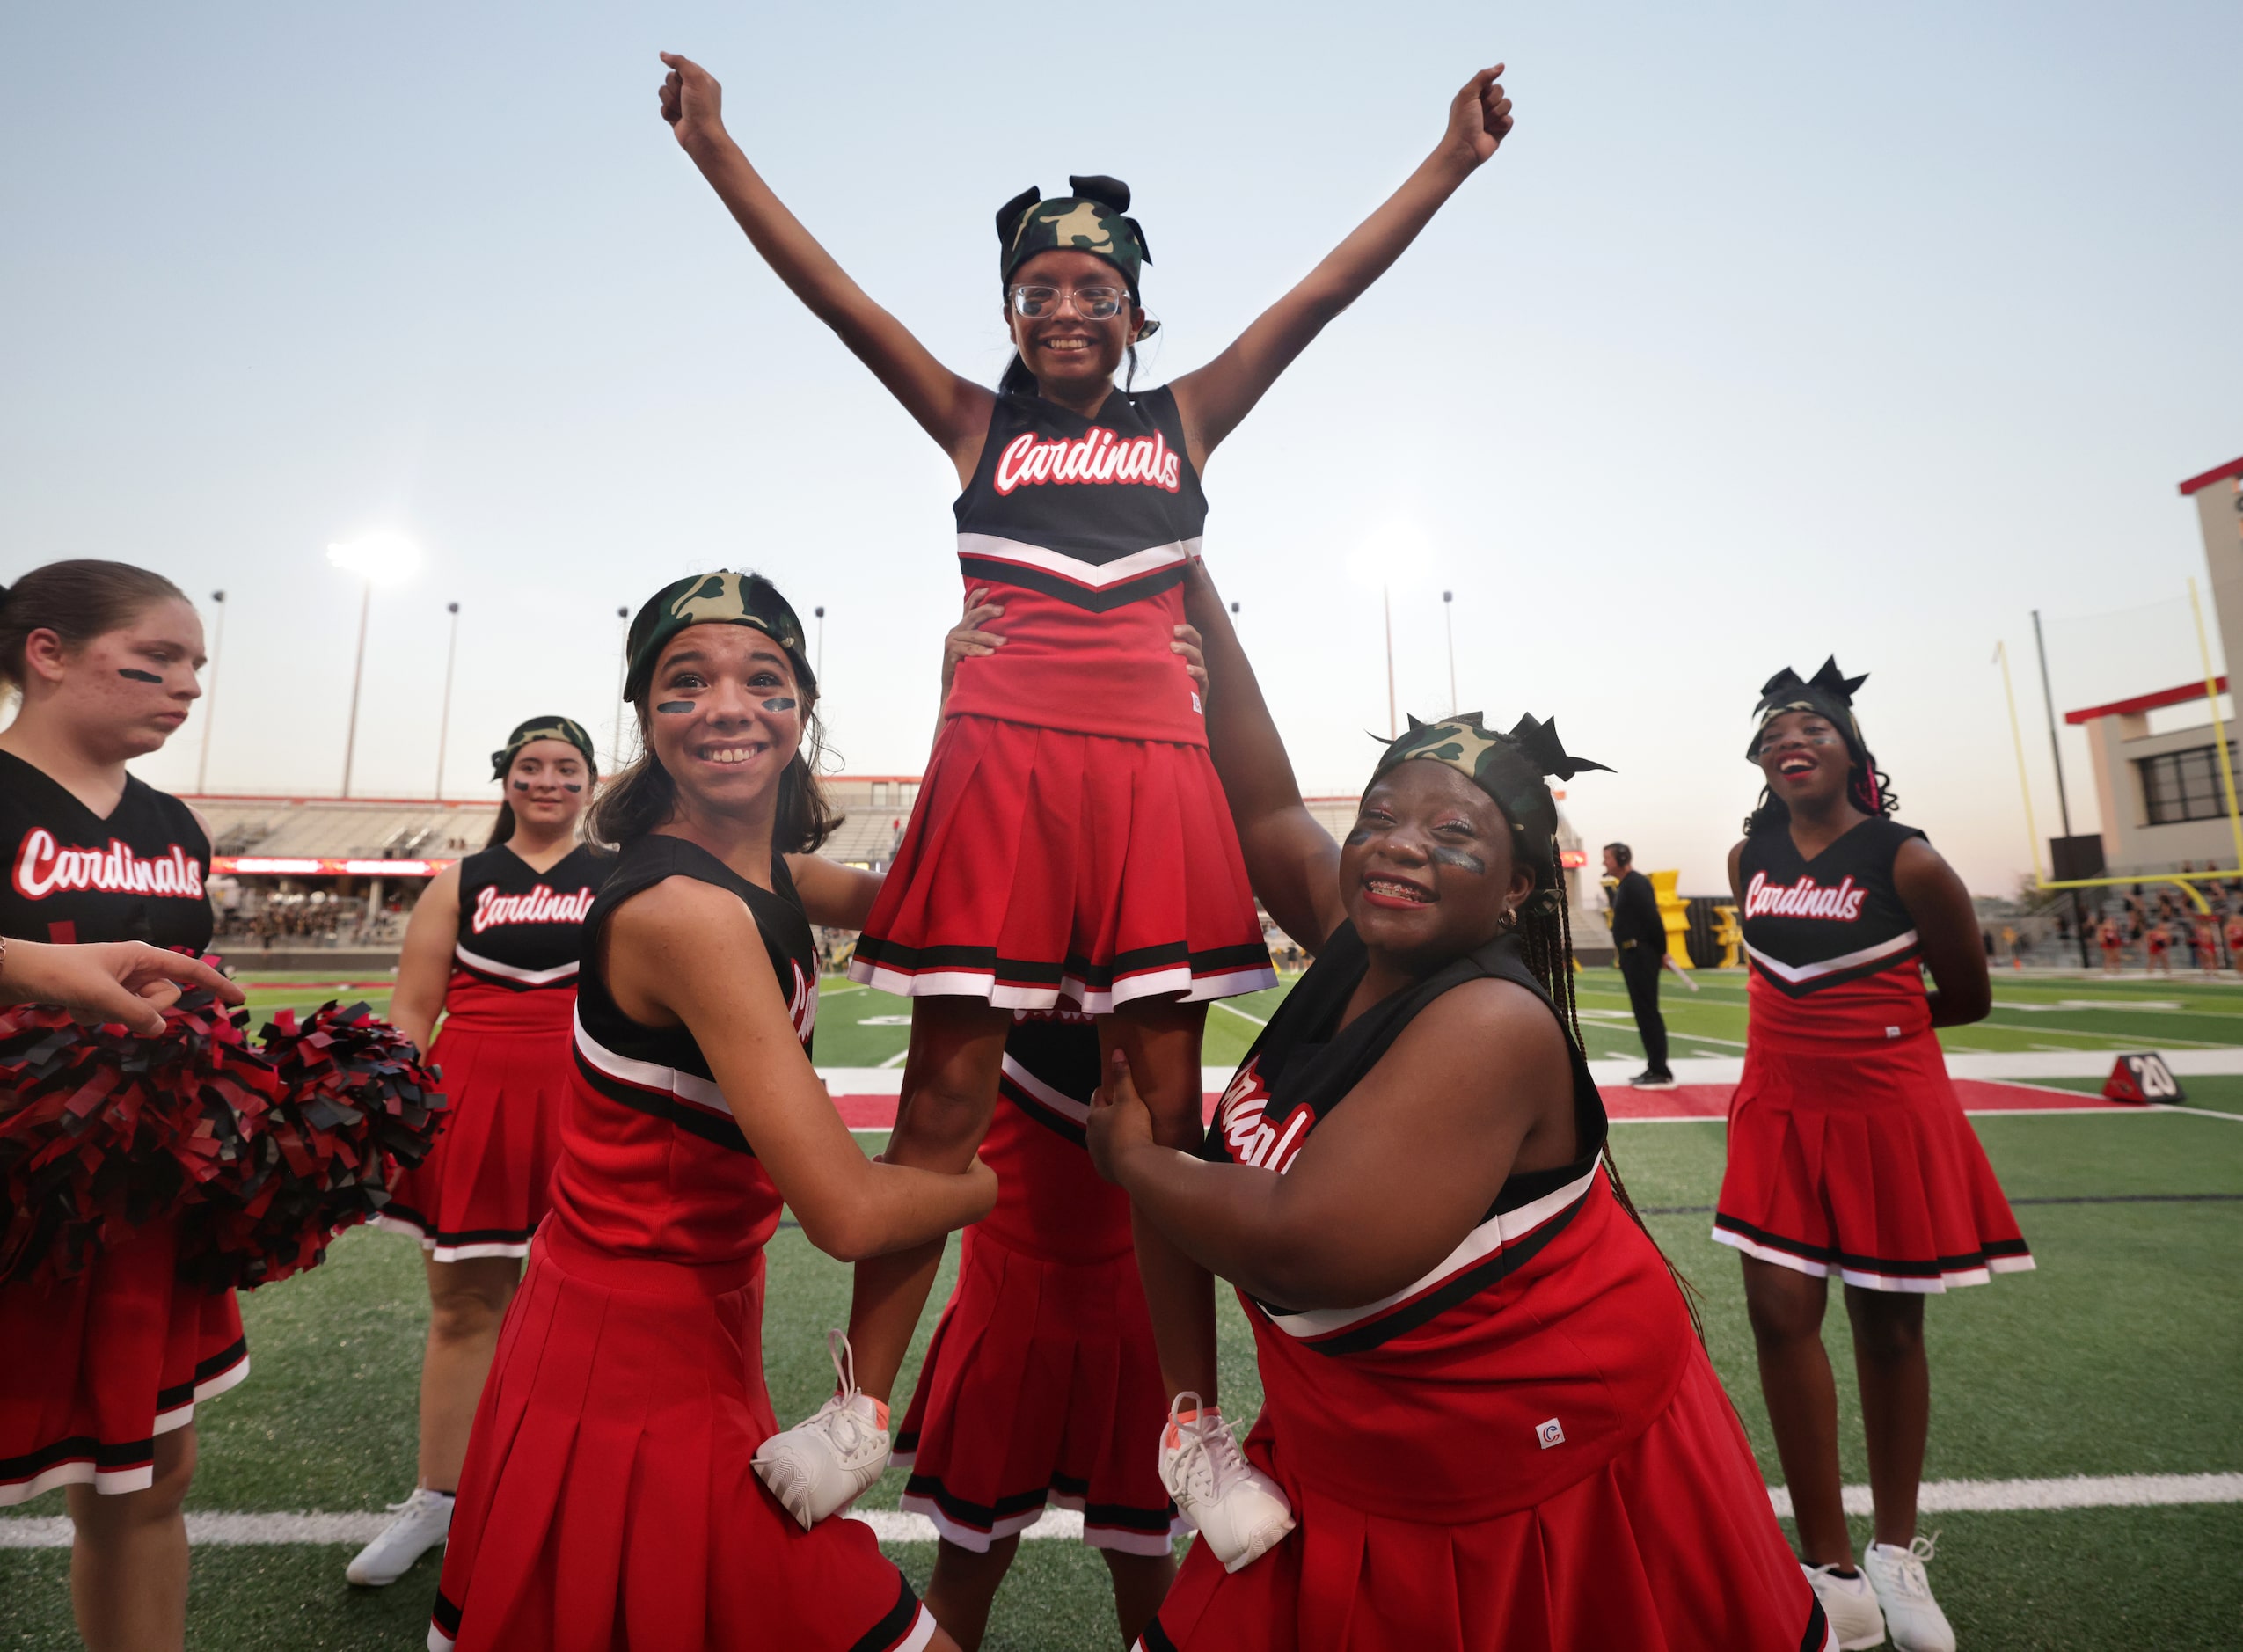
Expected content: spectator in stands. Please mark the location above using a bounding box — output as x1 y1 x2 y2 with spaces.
1603 843 1674 1089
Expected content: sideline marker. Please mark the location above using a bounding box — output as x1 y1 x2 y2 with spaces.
2102 1052 2185 1105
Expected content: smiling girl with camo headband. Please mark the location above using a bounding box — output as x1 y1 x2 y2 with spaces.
655 48 1518 1562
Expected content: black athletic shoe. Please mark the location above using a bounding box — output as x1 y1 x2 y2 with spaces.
1628 1069 1678 1090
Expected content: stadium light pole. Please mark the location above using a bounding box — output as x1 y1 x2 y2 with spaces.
610 605 631 769
326 532 424 800
433 601 461 800
1383 585 1397 739
2030 610 2091 967
194 590 226 795
1443 589 1457 715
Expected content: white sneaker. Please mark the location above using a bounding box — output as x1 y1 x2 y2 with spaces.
753 1331 891 1529
345 1487 454 1586
1862 1536 1956 1652
1802 1561 1888 1650
1156 1393 1294 1575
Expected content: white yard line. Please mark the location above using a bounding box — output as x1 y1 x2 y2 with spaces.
5 1474 2234 1550
877 1049 910 1069
1213 1002 1268 1026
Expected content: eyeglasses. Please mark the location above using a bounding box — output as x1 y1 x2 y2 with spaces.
1008 284 1128 321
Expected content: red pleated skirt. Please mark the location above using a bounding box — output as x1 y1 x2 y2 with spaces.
849 714 1275 1012
430 1221 934 1652
0 1214 246 1505
895 1228 1180 1554
1138 1351 1830 1652
1714 1030 2035 1291
378 1005 572 1261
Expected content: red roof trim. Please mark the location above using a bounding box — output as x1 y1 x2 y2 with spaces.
2179 457 2243 496
2064 677 2228 725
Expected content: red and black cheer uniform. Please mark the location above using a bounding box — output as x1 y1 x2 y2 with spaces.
1715 818 2033 1291
850 387 1274 1012
895 1011 1180 1554
0 749 247 1505
432 835 934 1652
1144 923 1829 1652
376 843 610 1261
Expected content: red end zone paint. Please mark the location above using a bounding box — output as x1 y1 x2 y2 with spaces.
823 1080 2131 1131
1599 1079 2125 1122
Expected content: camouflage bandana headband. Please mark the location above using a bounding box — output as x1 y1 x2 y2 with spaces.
996 174 1160 339
1747 656 1868 762
490 715 597 780
623 571 815 705
1370 713 1612 908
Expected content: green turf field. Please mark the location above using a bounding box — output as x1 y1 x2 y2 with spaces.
4 969 2238 1648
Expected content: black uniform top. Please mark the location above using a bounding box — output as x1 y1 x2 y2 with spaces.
1737 817 1928 998
945 385 1209 743
1609 868 1666 955
568 835 817 1157
1202 922 1607 1350
449 842 612 992
0 749 212 949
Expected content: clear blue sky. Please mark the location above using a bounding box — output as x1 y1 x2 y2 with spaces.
3 2 2234 894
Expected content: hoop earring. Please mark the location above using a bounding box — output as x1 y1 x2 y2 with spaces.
1499 908 1519 933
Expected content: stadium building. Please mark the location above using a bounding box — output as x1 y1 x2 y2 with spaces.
2062 456 2243 877
187 777 1594 969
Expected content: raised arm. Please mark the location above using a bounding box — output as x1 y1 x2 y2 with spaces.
660 55 995 475
1181 560 1347 952
388 860 460 1054
608 877 993 1260
1088 979 1573 1308
1170 66 1514 468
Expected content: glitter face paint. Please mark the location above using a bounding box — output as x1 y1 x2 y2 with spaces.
1428 845 1488 875
761 698 798 713
562 783 583 793
117 669 164 683
655 702 695 714
1343 829 1373 847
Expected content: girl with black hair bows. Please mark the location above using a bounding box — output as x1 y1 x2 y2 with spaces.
430 571 991 1652
345 716 611 1590
1720 660 2028 1652
0 559 237 1650
656 48 1516 1560
1084 568 1830 1652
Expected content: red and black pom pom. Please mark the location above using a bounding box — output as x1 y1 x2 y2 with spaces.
0 986 445 1290
0 987 279 1287
181 1001 446 1291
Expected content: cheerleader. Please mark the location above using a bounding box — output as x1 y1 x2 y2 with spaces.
1085 567 1830 1652
892 597 1196 1651
0 560 237 1652
429 569 992 1652
1718 661 2029 1652
344 716 610 1588
657 50 1516 1560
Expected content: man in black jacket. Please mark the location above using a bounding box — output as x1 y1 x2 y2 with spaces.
1604 844 1676 1089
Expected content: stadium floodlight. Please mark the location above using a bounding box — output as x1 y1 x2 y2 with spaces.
326 530 425 798
325 530 424 587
